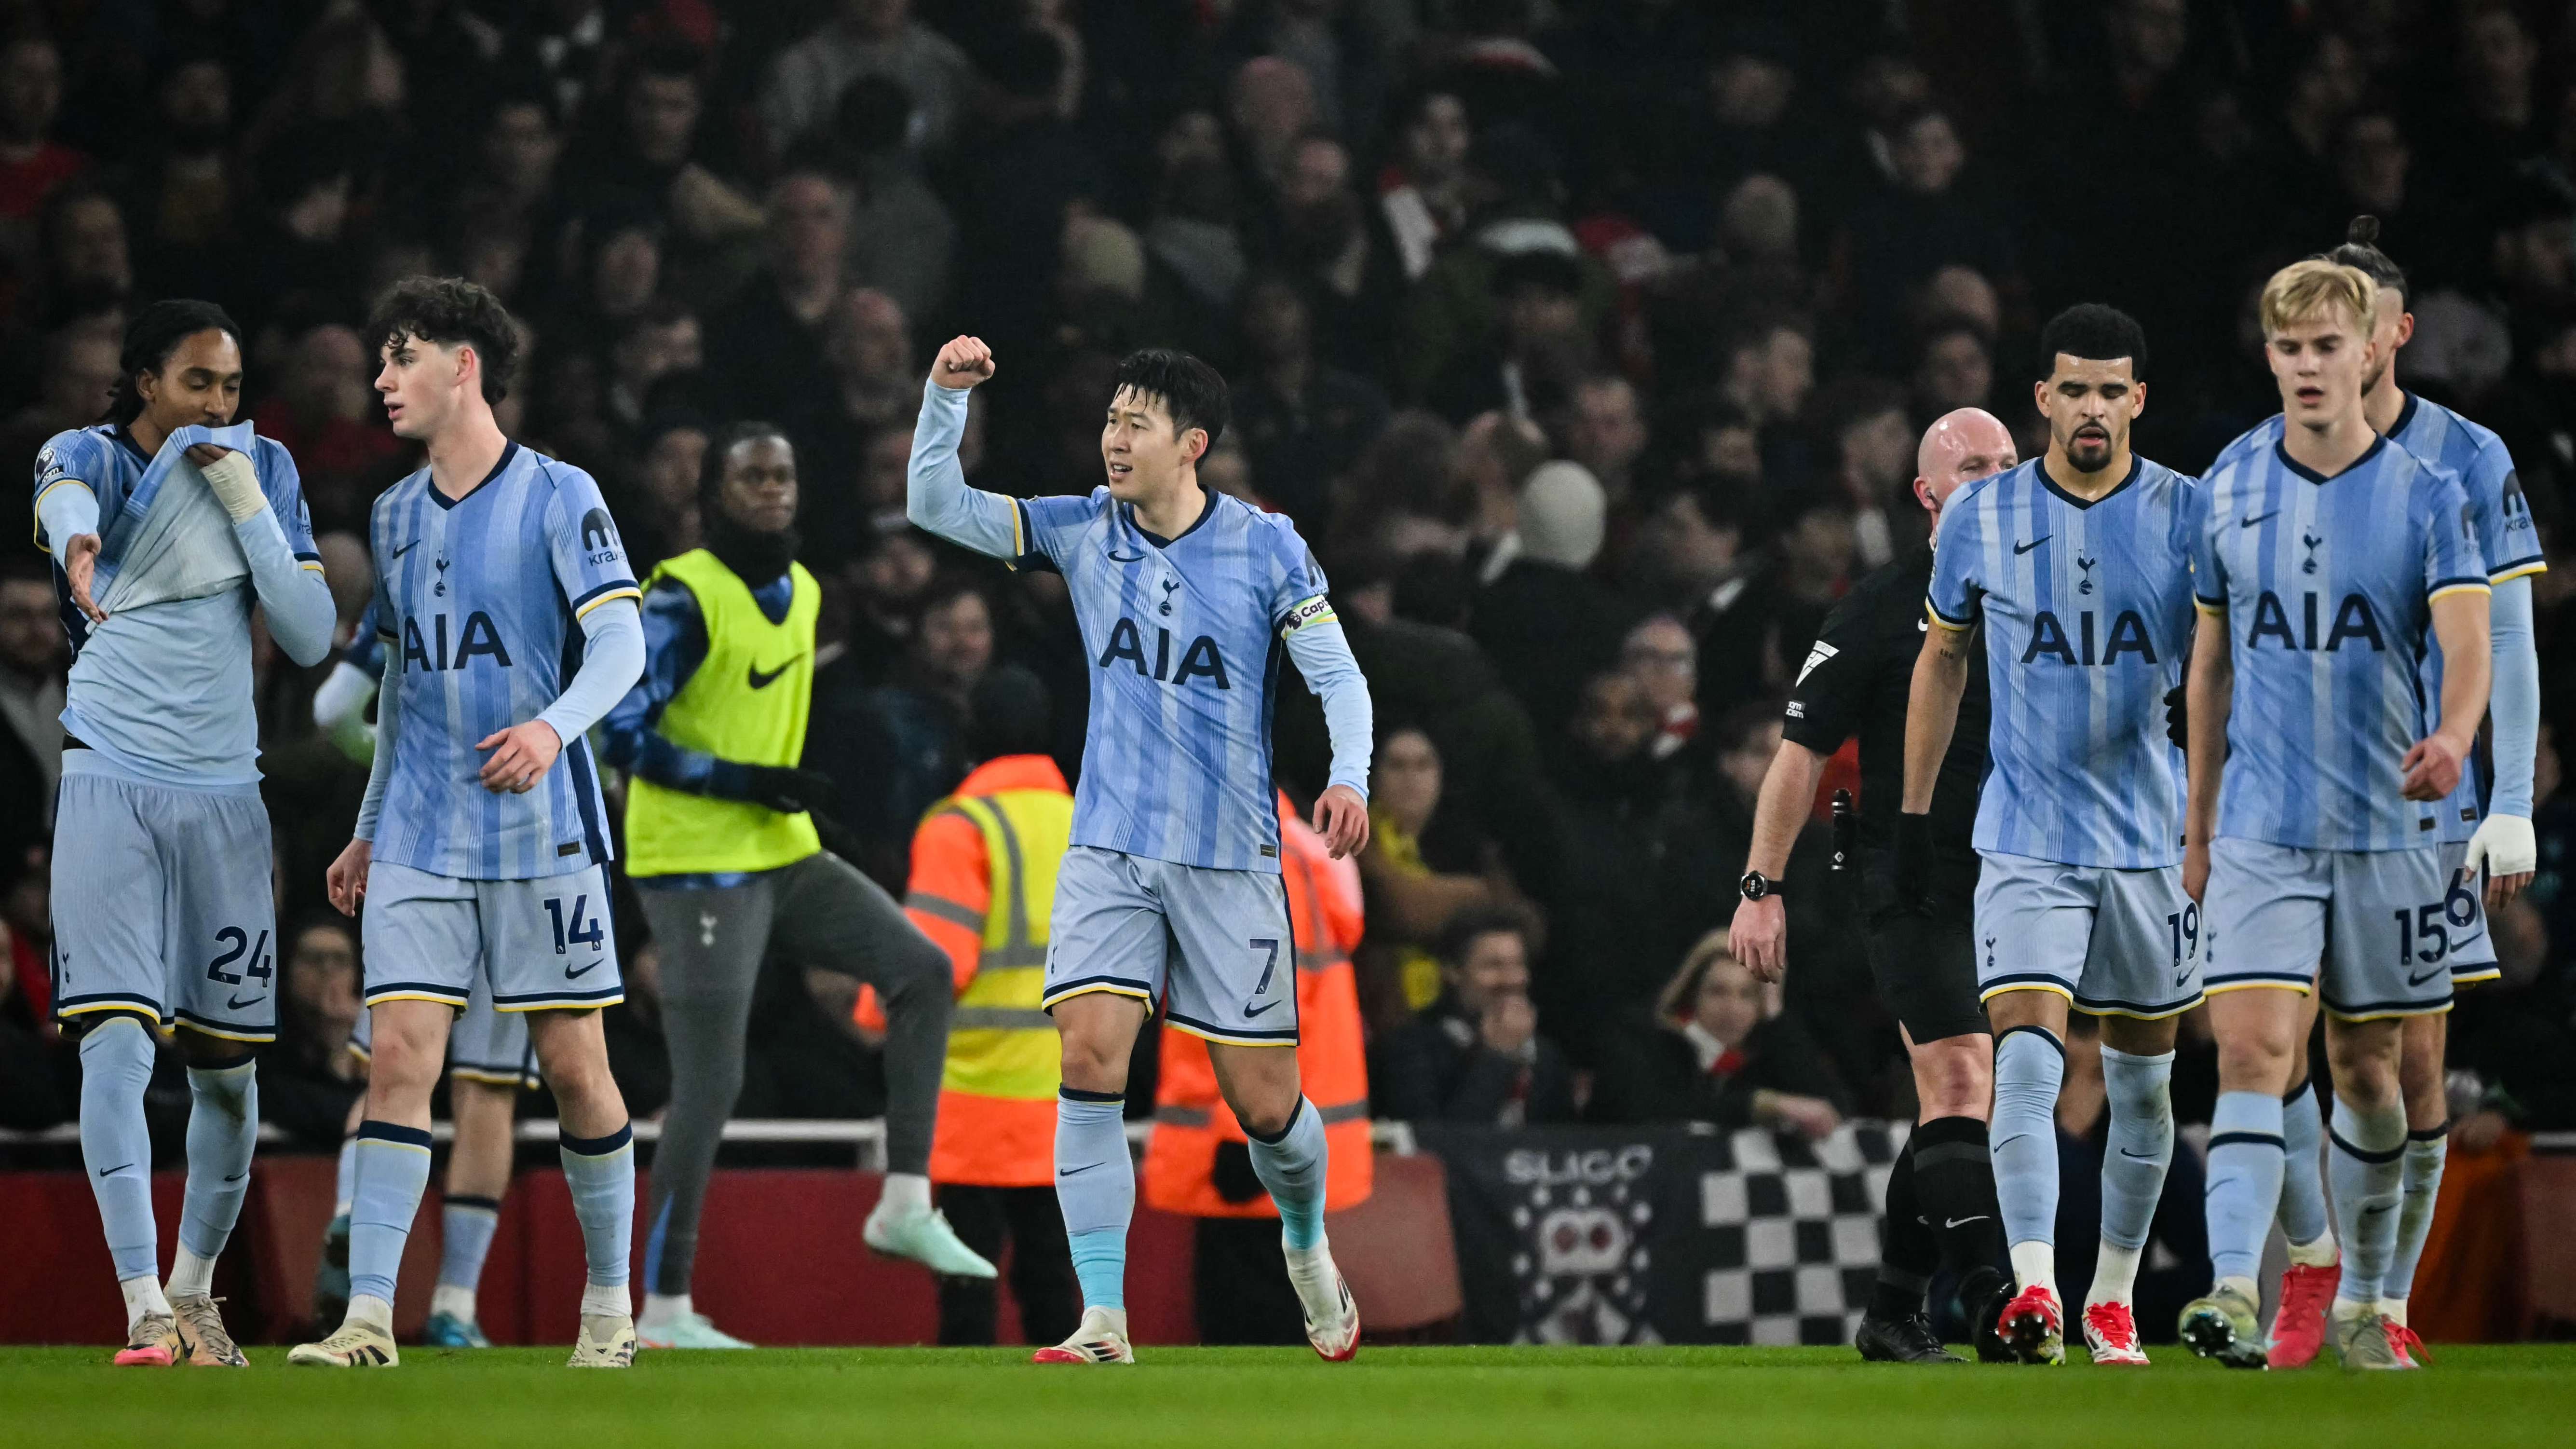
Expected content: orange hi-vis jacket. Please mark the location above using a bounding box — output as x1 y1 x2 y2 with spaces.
862 754 1072 1188
1142 793 1373 1217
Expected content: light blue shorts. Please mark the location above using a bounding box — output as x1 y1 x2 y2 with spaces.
361 860 622 1014
2202 838 2452 1020
348 973 538 1088
2437 837 2498 983
1041 846 1298 1046
51 759 277 1043
1972 851 2202 1019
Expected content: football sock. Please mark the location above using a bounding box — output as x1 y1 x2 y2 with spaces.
2204 1090 2285 1287
879 1171 932 1218
347 1121 435 1315
2277 1076 2333 1252
1246 1096 1328 1251
561 1124 636 1314
2094 1045 2174 1303
1055 1087 1133 1312
78 1019 163 1309
1870 1137 1934 1319
436 1194 502 1321
1910 1114 2007 1281
2379 1124 2448 1310
333 1135 359 1217
1990 1027 2063 1289
175 1056 258 1289
2327 1096 2407 1308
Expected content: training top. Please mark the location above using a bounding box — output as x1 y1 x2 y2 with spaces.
1928 457 2199 869
366 442 640 879
2193 427 2487 852
907 379 1371 873
32 420 333 788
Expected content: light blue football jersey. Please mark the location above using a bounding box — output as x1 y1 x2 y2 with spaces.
2192 428 2488 851
32 421 322 786
1928 457 2198 868
367 443 639 880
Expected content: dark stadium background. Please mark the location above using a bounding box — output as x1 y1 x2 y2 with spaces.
3 0 2576 1345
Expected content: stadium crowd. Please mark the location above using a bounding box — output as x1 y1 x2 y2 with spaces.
4 0 2576 1169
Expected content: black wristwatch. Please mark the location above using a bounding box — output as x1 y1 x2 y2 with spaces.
1739 871 1785 902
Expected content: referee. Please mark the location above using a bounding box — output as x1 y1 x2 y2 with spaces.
1727 408 2018 1363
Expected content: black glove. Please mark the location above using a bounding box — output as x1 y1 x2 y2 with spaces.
743 765 836 815
1892 811 1935 915
2164 683 2189 753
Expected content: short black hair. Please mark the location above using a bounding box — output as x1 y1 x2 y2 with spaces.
2325 214 2409 301
2036 302 2148 381
699 419 793 504
367 275 520 403
1110 348 1230 450
107 298 241 424
1438 902 1541 968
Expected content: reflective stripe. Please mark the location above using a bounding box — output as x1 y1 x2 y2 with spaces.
905 891 984 931
953 1006 1057 1030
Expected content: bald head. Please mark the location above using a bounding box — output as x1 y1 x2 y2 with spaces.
1913 408 2017 523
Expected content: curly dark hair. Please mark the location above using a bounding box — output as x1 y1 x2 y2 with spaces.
366 275 520 403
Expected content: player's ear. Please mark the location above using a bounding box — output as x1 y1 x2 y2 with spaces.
2129 379 2146 419
1183 427 1208 465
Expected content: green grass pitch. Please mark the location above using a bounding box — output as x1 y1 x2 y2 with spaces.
7 1344 2575 1447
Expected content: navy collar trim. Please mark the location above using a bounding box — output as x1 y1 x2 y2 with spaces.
1129 486 1216 548
2274 431 2386 484
2036 453 2140 510
2389 390 2420 441
431 440 519 510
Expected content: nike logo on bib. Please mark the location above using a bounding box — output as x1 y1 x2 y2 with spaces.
747 658 798 690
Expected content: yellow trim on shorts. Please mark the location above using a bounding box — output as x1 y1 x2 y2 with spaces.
56 998 161 1018
2450 967 2502 987
2201 978 2314 997
1978 982 2074 1005
1039 981 1155 1012
175 1021 277 1044
574 586 642 618
363 989 471 1009
491 994 625 1013
2325 1000 2454 1023
2074 995 2206 1022
2427 581 2492 604
345 1040 371 1063
1163 1018 1299 1048
363 1136 435 1157
449 1066 539 1087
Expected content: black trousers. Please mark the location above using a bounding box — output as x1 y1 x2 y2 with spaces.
1194 1216 1306 1345
935 1184 1080 1346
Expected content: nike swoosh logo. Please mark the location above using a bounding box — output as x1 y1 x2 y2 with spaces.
2407 966 2444 986
2119 1148 2160 1160
1107 549 1147 563
2013 536 2049 555
1244 1000 1281 1018
391 539 421 559
2241 511 2279 528
1058 1163 1099 1178
566 959 601 979
1943 1216 1988 1228
224 1171 248 1183
747 658 798 690
2363 1203 2393 1216
227 994 266 1010
97 1162 132 1177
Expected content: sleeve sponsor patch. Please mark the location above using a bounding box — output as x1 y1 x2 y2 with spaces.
1794 640 1838 686
1280 594 1337 635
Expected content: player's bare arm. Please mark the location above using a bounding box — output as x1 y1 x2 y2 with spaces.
2181 608 2232 903
1728 739 1825 983
2402 588 2492 801
1900 618 1974 817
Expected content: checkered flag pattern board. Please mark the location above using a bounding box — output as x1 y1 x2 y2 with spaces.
1694 1121 1911 1346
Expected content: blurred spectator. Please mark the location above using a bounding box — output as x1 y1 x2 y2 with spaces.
1911 320 1993 428
1260 132 1404 380
1377 87 1472 280
1555 374 1647 508
1355 724 1511 1028
118 57 238 302
952 27 1103 361
764 0 976 164
1 318 116 466
625 410 709 570
1623 614 1698 764
1818 376 1915 569
258 915 365 1148
1472 455 1617 738
1 555 64 850
1426 246 1590 424
0 35 84 231
831 76 956 326
29 184 131 331
706 168 851 424
1229 271 1388 534
1587 931 1849 1135
797 287 914 564
252 322 402 534
573 43 763 251
814 574 992 885
0 843 70 1129
1833 107 2014 339
1369 904 1575 1127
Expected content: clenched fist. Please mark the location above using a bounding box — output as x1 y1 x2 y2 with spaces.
933 336 996 390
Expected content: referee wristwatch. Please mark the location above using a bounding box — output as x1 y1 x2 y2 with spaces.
1738 871 1784 902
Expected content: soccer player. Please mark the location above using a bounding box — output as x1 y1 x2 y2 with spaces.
1902 305 2201 1367
2176 260 2491 1371
908 338 1376 1365
2251 220 2546 1369
37 299 336 1366
1730 407 2018 1364
294 277 648 1369
605 421 992 1351
312 601 536 1351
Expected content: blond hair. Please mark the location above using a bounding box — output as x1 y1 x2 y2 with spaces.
1659 930 1745 1025
2260 259 2376 337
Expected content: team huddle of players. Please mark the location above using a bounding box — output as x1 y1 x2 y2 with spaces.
38 268 1374 1368
1877 223 2539 1372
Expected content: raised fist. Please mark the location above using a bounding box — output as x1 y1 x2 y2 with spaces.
933 336 996 389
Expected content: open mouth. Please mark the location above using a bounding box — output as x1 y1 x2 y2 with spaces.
1106 462 1132 478
2295 386 2325 404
